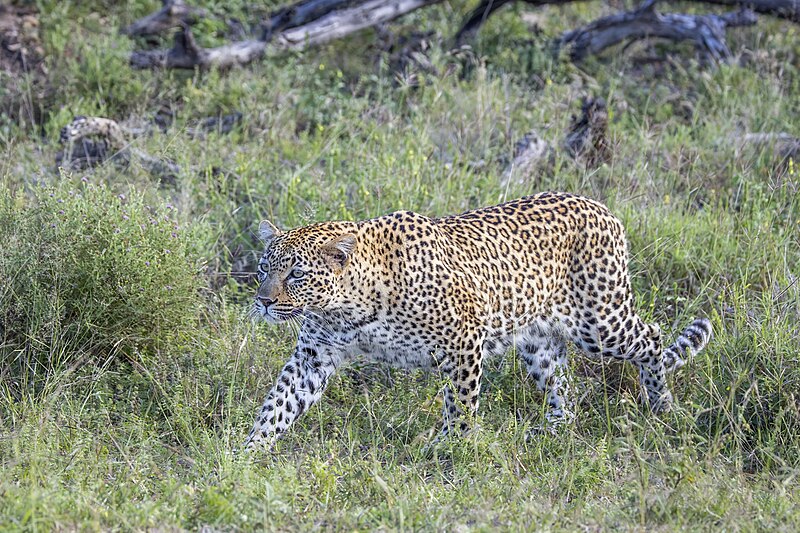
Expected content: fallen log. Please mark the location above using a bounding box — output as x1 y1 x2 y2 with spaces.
130 0 443 69
130 25 267 70
558 0 758 61
455 0 798 43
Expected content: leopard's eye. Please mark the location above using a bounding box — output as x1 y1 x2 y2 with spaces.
288 268 305 281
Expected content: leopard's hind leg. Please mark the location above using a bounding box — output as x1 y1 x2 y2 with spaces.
570 308 672 413
517 327 573 431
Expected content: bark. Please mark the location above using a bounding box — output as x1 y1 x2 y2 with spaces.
129 25 267 69
274 0 442 49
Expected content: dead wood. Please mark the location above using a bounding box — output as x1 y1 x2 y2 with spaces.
129 0 443 69
456 0 797 44
129 24 268 69
557 0 758 61
275 0 442 49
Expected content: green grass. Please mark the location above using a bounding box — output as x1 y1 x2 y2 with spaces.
1 0 799 530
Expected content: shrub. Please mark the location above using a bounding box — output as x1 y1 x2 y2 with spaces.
0 177 200 393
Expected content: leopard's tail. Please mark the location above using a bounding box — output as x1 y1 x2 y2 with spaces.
662 318 713 373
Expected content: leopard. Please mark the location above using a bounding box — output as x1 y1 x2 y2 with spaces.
244 192 712 450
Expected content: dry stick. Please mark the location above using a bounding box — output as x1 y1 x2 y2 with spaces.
558 0 759 61
130 0 443 69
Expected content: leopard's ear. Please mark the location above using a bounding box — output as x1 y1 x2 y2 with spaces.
322 233 357 272
258 220 281 244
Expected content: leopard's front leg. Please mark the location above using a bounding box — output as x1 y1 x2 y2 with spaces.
439 331 485 437
244 336 342 451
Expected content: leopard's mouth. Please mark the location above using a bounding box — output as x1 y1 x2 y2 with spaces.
264 306 303 323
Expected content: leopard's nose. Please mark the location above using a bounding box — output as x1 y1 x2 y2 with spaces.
257 296 275 307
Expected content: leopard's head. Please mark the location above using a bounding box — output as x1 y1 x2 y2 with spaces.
253 220 357 323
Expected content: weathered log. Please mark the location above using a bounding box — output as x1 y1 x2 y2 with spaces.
455 0 798 43
557 0 758 61
275 0 442 49
130 0 443 69
122 0 207 37
126 0 796 69
129 24 267 69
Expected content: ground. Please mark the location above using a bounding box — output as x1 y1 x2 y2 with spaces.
0 0 799 530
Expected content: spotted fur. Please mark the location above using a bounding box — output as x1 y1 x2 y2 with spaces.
245 192 712 449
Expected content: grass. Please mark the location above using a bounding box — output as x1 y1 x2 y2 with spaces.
1 0 799 530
